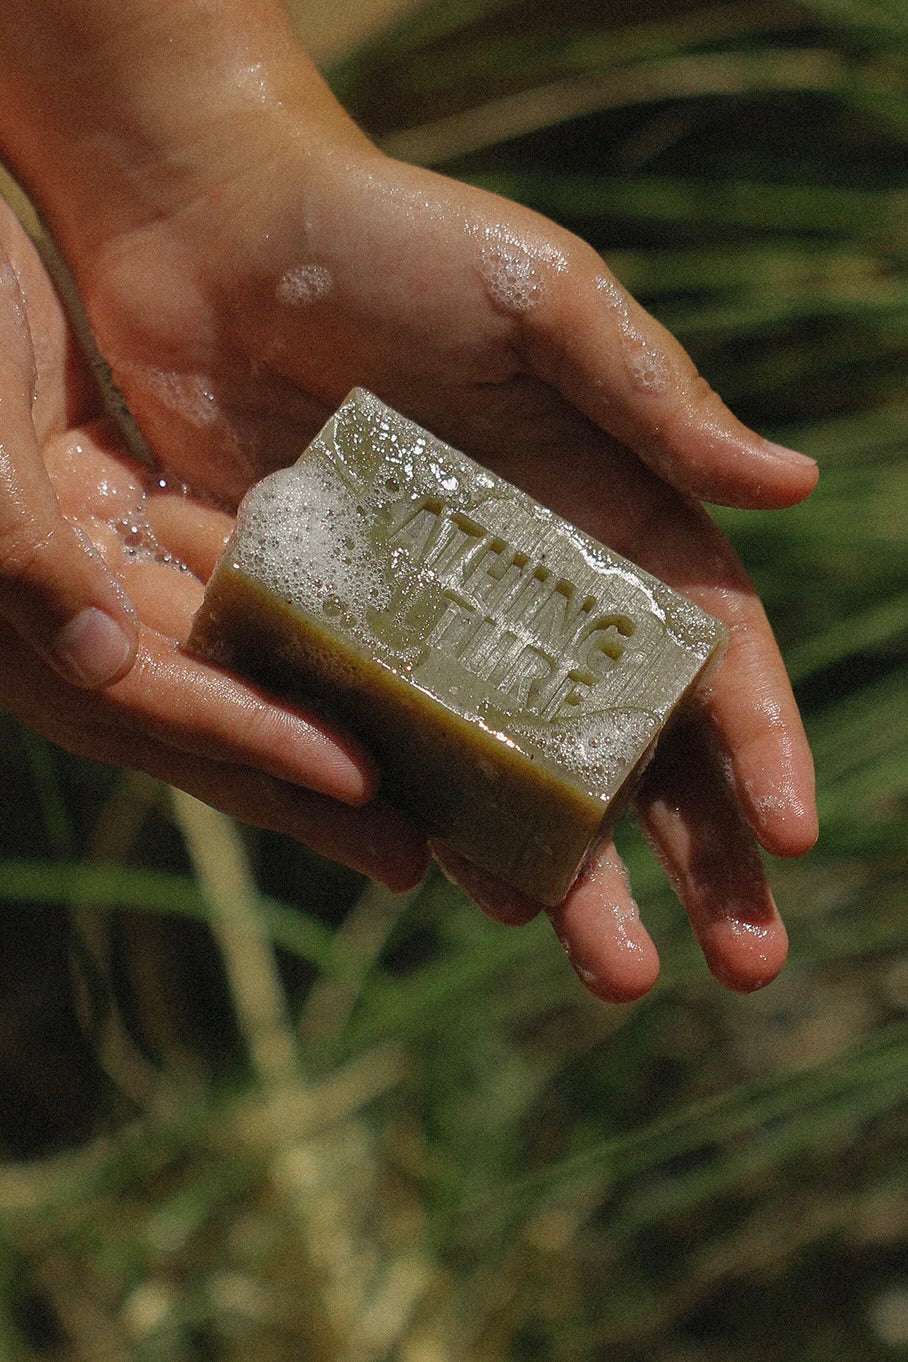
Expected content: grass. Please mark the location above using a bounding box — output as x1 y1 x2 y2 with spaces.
1 1 907 1358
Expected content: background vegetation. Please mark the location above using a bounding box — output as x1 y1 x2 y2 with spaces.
1 1 906 1357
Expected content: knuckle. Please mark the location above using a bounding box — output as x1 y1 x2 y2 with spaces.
687 371 724 415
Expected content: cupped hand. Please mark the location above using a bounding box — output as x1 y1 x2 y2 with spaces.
57 136 817 999
0 198 427 890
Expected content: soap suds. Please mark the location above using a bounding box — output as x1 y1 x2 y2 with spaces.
472 224 567 314
596 274 668 394
116 363 250 483
231 460 391 630
110 499 190 571
655 583 725 658
511 706 657 792
276 264 333 307
62 456 192 574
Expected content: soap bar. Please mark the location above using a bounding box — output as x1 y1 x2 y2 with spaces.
189 389 727 905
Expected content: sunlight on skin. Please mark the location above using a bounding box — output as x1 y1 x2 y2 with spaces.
548 840 662 1003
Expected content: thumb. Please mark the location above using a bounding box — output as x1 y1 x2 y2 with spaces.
0 265 138 690
0 476 139 691
523 251 818 510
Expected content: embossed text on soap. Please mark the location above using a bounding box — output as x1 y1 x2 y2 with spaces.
379 495 637 722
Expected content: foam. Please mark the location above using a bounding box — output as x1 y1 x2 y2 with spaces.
276 264 334 307
112 511 190 571
511 706 656 788
655 584 721 659
229 460 391 642
596 274 668 394
473 224 567 314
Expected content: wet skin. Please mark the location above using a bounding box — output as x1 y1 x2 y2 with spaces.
0 3 818 1000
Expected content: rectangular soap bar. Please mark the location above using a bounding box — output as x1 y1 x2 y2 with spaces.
189 389 727 906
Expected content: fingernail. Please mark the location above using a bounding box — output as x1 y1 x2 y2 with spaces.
762 441 817 468
54 607 133 687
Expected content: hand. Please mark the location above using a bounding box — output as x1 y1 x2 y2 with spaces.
64 131 818 1001
0 199 427 891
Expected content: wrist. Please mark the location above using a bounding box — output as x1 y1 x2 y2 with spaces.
0 2 367 263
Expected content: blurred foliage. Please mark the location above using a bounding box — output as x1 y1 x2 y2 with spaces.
1 0 907 1358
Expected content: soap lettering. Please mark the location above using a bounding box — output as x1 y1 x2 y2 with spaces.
493 644 556 709
386 496 447 564
425 589 476 652
385 494 637 718
524 579 594 651
580 615 637 672
464 538 526 610
459 614 504 673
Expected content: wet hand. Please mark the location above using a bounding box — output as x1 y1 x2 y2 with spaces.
55 133 818 1000
0 200 427 890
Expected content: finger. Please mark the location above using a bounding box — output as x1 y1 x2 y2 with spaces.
72 516 125 569
133 752 429 892
635 718 789 993
0 613 423 886
145 490 234 581
706 596 818 857
548 839 660 1003
0 260 138 687
435 836 661 1004
0 611 378 810
111 626 380 807
629 495 818 858
521 248 818 510
41 419 148 525
431 841 543 925
44 419 231 594
119 559 205 641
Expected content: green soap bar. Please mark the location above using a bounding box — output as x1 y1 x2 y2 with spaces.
189 389 727 905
